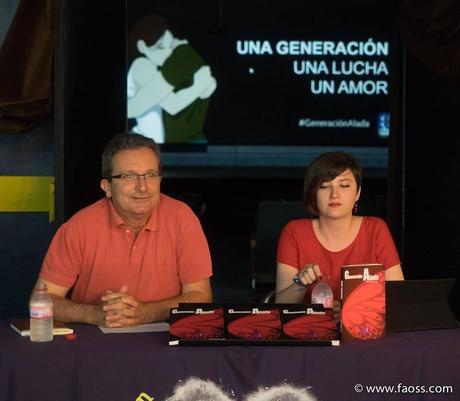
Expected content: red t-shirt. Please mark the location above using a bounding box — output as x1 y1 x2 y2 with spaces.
40 194 212 304
277 216 400 299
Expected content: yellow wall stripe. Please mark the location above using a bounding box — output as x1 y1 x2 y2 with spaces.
0 176 55 221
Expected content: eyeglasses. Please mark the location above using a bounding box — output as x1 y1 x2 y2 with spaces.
109 172 162 182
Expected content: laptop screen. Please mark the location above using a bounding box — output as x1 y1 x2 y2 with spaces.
386 279 459 332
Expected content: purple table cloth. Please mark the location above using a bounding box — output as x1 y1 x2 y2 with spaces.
0 321 459 401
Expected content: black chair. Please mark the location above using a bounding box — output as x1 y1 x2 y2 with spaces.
252 200 309 288
261 289 276 303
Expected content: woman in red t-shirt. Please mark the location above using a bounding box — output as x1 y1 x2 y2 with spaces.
275 151 404 306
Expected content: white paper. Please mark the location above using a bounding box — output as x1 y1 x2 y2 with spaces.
98 322 169 334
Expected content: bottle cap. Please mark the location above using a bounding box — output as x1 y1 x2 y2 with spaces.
65 333 77 341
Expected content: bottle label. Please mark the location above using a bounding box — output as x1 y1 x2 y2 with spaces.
311 282 334 308
30 305 53 319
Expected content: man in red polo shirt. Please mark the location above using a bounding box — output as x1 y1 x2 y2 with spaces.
35 133 212 327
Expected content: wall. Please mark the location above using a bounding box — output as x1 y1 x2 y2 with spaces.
401 50 460 317
0 118 56 319
0 0 56 319
0 0 19 44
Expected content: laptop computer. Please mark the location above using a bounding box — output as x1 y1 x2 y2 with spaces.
386 278 459 332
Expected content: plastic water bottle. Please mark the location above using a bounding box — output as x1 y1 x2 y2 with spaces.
311 281 334 308
29 282 53 342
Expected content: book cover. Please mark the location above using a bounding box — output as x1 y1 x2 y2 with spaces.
280 304 340 345
340 263 386 341
225 305 282 341
9 319 74 337
169 304 340 346
169 304 225 345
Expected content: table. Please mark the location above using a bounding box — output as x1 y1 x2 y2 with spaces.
0 321 459 401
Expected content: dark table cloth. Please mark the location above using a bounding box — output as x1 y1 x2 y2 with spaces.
0 321 459 401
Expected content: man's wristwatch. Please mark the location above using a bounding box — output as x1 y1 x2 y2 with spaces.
293 272 308 288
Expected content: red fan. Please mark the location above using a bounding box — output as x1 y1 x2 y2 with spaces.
342 277 385 340
170 308 224 339
283 312 337 340
228 310 282 340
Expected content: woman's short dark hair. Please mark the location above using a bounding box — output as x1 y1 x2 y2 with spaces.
101 133 161 180
303 151 362 216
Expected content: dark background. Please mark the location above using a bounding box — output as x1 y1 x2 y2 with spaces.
0 0 459 320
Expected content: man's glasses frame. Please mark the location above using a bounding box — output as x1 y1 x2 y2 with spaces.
109 172 162 183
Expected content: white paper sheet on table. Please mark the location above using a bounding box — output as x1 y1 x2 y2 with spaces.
99 322 169 334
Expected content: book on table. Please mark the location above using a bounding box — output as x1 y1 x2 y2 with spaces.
168 303 340 346
340 263 386 341
9 319 74 337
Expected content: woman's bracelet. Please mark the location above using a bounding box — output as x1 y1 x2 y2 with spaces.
292 272 309 288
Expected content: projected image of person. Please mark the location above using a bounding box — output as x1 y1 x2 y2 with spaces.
127 15 217 144
275 151 404 307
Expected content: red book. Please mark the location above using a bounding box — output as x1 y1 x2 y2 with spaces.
340 264 386 341
9 319 73 337
280 304 340 345
226 305 282 341
169 304 340 345
169 304 225 345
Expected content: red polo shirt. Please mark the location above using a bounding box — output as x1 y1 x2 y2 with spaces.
40 194 212 304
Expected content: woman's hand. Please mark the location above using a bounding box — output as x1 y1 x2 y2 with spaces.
296 263 323 286
332 299 341 322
